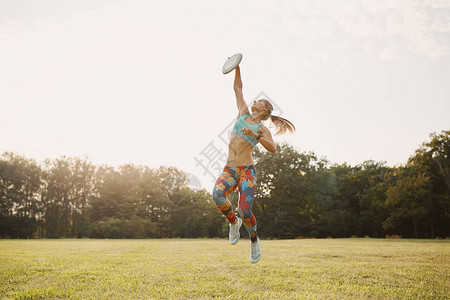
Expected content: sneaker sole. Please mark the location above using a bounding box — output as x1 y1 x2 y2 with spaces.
250 254 261 263
229 218 242 245
250 239 261 263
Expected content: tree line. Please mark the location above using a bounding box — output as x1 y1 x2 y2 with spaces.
1 130 448 239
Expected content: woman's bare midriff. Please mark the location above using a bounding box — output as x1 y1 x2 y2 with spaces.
226 133 255 166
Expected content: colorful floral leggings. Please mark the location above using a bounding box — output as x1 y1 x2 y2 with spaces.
212 165 258 242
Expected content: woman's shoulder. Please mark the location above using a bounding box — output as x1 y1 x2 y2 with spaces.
237 112 251 119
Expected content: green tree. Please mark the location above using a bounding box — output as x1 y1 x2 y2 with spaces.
253 143 335 238
90 164 143 221
384 130 450 238
329 161 391 237
0 153 41 238
416 130 450 237
69 158 96 237
383 167 430 237
40 156 96 238
327 163 361 237
171 188 224 238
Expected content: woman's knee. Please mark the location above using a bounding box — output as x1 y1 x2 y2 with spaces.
212 188 225 205
237 208 256 226
237 208 251 220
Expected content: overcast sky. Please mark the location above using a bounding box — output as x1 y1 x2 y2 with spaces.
1 0 449 189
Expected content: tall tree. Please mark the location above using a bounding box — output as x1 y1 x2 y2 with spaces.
69 158 96 237
41 157 74 238
384 166 430 238
253 143 335 238
0 153 41 238
385 130 450 237
329 161 391 237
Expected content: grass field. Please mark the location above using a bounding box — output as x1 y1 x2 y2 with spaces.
1 238 449 299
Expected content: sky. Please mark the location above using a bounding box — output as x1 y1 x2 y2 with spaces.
1 0 449 190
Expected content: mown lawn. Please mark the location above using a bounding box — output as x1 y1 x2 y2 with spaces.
1 238 449 299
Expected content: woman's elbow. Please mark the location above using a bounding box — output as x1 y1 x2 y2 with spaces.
269 144 277 153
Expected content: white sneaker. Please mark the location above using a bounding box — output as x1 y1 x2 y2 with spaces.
229 218 242 245
250 238 261 263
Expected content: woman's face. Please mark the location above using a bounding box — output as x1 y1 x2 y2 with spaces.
251 99 269 113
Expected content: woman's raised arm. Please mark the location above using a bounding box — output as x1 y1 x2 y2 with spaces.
234 66 250 117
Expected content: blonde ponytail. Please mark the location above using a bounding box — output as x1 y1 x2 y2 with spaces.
270 115 296 135
259 99 296 135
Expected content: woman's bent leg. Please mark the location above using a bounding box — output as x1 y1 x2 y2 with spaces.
212 167 238 224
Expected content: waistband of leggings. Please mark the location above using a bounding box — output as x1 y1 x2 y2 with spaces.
224 165 256 169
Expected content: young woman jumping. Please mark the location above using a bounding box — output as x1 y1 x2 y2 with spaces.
212 65 295 263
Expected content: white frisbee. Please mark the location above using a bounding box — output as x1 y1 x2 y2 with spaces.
222 53 243 74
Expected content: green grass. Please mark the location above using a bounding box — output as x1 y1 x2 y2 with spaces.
1 238 449 299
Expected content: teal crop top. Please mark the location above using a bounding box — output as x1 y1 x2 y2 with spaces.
231 114 263 147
